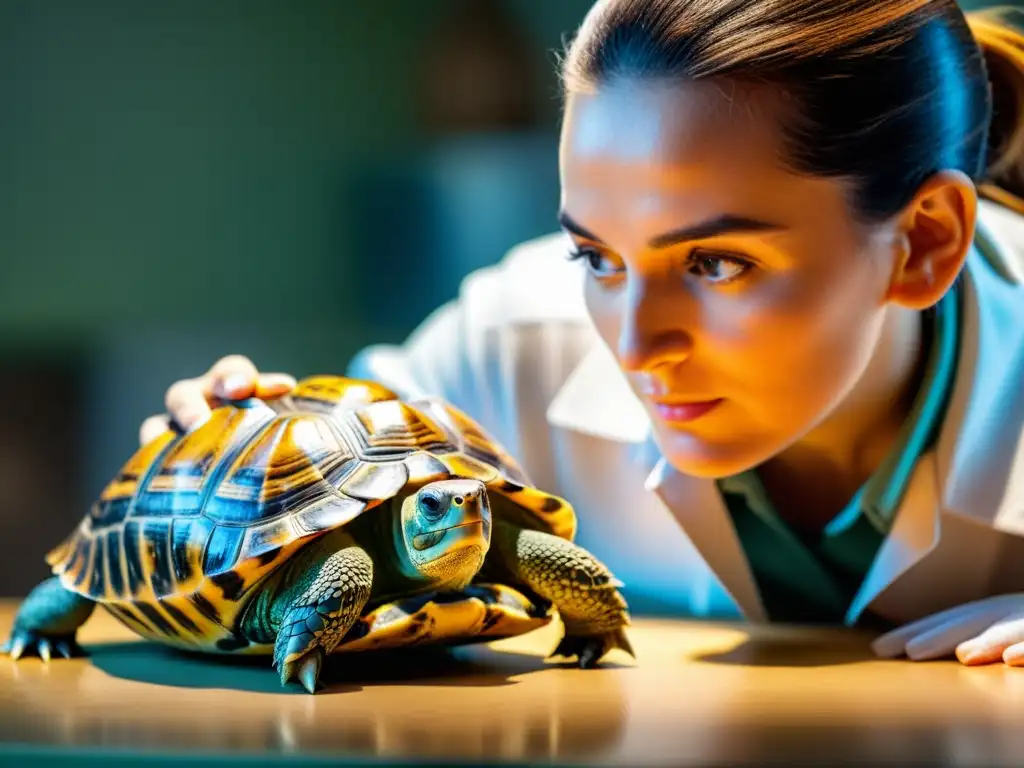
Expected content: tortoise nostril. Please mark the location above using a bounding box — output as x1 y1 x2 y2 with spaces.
454 496 464 506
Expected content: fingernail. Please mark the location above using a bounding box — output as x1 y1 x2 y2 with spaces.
1004 649 1024 666
260 374 295 393
956 642 986 665
956 637 977 653
221 374 251 396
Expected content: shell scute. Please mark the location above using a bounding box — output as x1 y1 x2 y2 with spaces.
291 494 366 536
242 515 300 561
284 375 399 415
434 452 499 484
207 414 349 526
170 516 213 590
347 399 454 458
134 402 278 522
103 529 125 599
121 521 146 596
90 497 132 528
339 460 409 501
98 430 177 503
202 524 247 576
402 451 452 486
141 520 175 598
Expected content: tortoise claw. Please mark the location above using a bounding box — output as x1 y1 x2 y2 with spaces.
9 637 26 661
280 647 325 694
1 630 84 662
298 654 321 695
549 627 634 669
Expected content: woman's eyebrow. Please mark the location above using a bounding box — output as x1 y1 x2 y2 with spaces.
646 214 787 248
558 211 604 242
558 211 786 248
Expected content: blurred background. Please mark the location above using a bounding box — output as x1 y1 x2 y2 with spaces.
0 0 1014 597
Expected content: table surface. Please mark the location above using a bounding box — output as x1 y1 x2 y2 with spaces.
1 600 1023 767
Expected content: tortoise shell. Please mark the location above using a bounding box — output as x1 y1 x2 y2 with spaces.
334 583 553 654
44 376 575 653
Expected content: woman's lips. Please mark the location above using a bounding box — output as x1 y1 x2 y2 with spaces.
650 398 724 424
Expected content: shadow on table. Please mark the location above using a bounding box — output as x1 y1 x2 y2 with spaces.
694 630 881 667
85 640 559 695
3 640 632 761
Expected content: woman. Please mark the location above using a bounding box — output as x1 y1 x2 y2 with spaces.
145 1 1024 666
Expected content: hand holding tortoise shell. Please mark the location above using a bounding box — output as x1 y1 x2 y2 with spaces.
3 373 633 693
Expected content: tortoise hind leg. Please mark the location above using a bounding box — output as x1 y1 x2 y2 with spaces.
1 577 96 662
269 545 374 694
491 520 634 669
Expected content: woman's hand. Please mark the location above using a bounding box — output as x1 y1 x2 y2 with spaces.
138 355 296 445
871 594 1024 666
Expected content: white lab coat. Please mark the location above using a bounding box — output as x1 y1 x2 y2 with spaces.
348 199 1024 626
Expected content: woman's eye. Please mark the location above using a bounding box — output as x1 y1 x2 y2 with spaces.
567 247 622 277
687 252 751 284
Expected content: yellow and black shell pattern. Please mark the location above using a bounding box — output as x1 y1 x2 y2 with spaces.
43 375 576 654
333 583 554 654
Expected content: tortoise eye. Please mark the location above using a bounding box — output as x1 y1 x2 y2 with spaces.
421 494 442 514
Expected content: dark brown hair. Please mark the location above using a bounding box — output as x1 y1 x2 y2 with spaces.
561 1 1024 220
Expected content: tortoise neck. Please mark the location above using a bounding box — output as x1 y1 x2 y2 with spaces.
359 493 435 603
388 493 433 584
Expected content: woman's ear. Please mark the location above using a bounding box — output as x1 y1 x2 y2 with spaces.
885 169 978 310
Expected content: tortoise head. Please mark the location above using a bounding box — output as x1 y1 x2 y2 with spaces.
398 479 491 589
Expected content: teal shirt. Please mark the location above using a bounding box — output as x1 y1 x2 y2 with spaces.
716 285 961 626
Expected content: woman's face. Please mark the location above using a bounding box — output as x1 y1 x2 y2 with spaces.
559 78 901 478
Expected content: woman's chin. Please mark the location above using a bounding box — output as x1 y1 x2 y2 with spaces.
664 455 754 479
653 427 776 480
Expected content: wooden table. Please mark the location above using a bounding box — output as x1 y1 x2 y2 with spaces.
1 601 1023 767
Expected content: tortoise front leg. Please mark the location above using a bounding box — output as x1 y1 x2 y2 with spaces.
491 520 634 668
1 577 96 662
269 545 373 694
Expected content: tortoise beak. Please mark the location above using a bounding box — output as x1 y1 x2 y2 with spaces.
413 490 490 551
412 519 488 551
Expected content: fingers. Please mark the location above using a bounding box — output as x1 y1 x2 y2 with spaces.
165 377 215 433
139 414 172 445
147 355 297 447
202 354 260 401
253 372 297 399
871 594 1022 659
1003 640 1024 666
203 356 295 401
956 612 1024 665
903 605 1007 661
165 354 262 424
164 356 296 432
871 604 973 659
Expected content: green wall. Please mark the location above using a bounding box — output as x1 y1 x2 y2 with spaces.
0 0 596 343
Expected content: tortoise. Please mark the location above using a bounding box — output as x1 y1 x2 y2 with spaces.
1 375 633 693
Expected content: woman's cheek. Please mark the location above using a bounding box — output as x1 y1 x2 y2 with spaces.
584 280 623 346
692 278 804 362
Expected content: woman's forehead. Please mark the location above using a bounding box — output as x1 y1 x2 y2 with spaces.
558 79 852 236
560 79 783 175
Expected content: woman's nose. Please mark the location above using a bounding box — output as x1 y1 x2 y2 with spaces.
617 282 694 372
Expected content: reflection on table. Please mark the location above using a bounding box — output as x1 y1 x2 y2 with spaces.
2 602 1024 765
